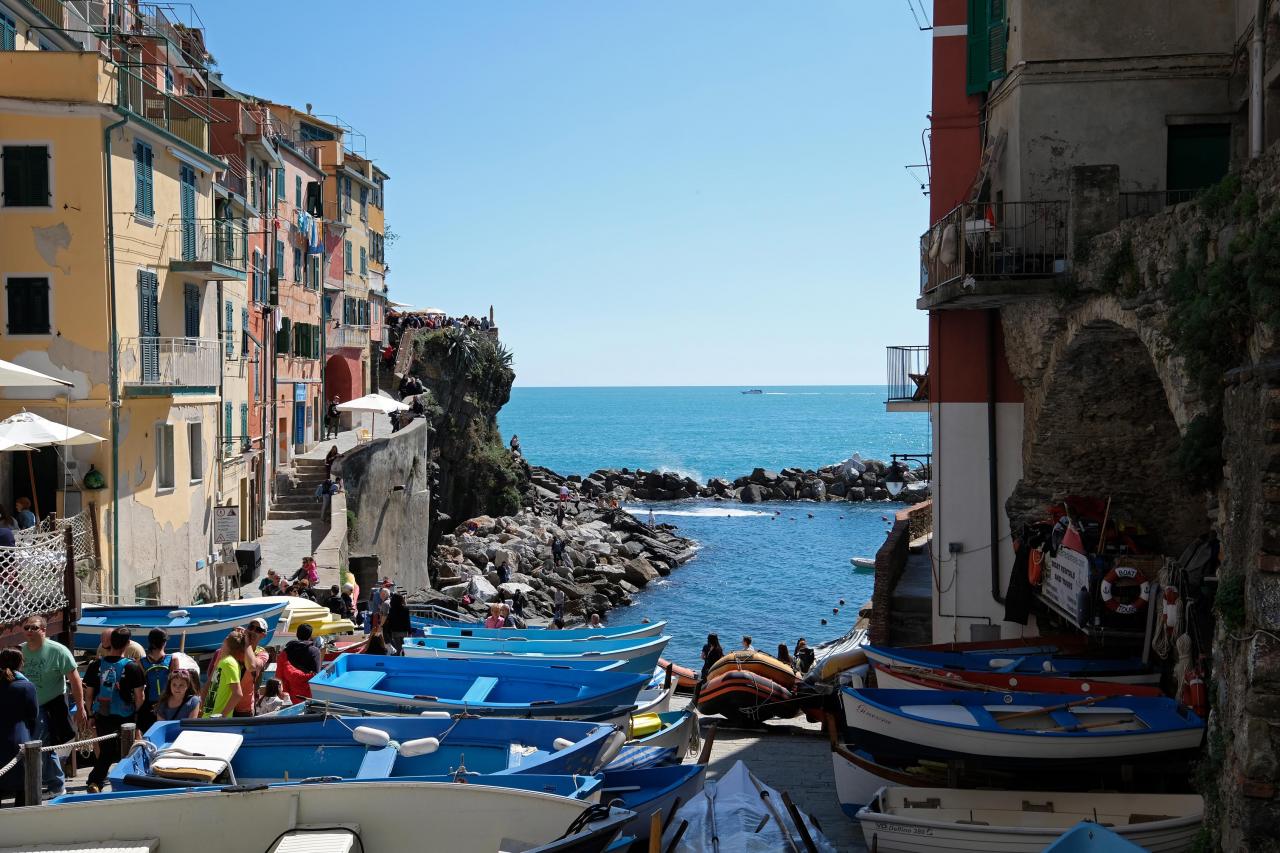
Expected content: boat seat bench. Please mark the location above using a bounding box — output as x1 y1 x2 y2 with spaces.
338 671 386 691
356 746 398 779
461 676 499 704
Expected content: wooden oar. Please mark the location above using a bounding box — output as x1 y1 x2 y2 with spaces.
994 695 1106 723
648 812 663 853
1037 716 1134 733
782 791 820 853
888 666 1002 692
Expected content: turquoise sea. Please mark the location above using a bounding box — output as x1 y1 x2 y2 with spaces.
499 386 930 667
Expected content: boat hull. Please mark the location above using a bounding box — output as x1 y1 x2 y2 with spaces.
601 765 706 844
862 644 1158 684
857 786 1202 853
658 658 698 693
832 746 897 818
403 634 668 675
841 688 1204 767
871 663 1164 697
418 621 667 641
697 670 794 722
630 711 698 759
705 650 797 690
8 781 630 853
76 602 288 652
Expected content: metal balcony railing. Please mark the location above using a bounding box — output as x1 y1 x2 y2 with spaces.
920 200 1069 295
29 0 64 26
1118 190 1198 221
327 325 371 350
118 337 220 389
168 218 247 271
116 62 212 152
886 346 929 405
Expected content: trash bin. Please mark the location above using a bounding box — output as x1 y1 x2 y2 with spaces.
235 542 262 587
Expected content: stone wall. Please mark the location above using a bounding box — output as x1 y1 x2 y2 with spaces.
333 419 431 591
869 500 932 645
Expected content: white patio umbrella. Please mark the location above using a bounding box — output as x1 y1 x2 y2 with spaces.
0 412 105 519
0 358 72 388
335 394 410 414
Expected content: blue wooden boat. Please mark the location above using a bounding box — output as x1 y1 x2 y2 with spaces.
402 634 670 675
309 654 649 718
75 601 289 652
862 644 1159 684
270 697 637 726
604 744 676 771
416 620 667 641
108 713 625 792
1044 822 1150 852
841 688 1204 768
600 765 706 846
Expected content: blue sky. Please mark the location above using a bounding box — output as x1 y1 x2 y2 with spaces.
199 2 932 386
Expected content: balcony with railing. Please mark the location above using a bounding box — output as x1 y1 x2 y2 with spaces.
886 345 929 413
118 337 220 393
327 324 371 351
169 218 247 280
919 200 1069 309
116 62 213 152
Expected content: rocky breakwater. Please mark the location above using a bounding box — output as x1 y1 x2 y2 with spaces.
417 506 697 622
526 458 931 506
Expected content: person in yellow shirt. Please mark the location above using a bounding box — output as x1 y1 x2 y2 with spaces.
201 629 246 718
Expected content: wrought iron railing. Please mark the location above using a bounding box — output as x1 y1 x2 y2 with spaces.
920 200 1069 295
116 62 211 151
168 218 247 269
886 345 929 405
118 337 220 388
1118 190 1198 221
327 325 370 350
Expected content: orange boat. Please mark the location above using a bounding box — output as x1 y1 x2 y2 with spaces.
705 650 797 691
658 657 699 693
697 670 795 722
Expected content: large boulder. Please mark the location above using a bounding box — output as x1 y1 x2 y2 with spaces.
468 575 498 602
740 484 767 504
750 468 780 485
621 557 661 586
440 581 470 600
778 480 798 499
498 582 536 598
846 486 866 502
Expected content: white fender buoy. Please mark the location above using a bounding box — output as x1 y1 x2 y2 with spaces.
352 726 391 748
399 737 440 757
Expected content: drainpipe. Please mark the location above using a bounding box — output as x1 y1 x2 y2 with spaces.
987 309 1004 605
1252 0 1267 159
104 110 128 603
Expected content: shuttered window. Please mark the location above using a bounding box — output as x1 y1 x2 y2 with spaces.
275 241 285 277
293 247 302 282
223 403 232 456
1 12 16 50
224 300 234 358
276 317 291 355
183 283 200 338
966 0 1007 94
344 240 352 273
240 403 248 449
241 307 250 354
6 277 51 334
295 175 302 208
276 168 286 200
2 145 50 207
134 141 154 218
359 247 367 276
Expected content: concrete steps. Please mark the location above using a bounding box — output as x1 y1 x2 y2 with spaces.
268 458 333 521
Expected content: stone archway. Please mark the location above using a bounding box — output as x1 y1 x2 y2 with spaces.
1006 318 1207 554
324 354 355 403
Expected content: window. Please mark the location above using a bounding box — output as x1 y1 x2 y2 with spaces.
183 283 199 338
965 0 1007 94
240 403 248 450
133 141 154 218
359 247 367 276
343 176 352 212
344 240 352 273
308 255 320 290
248 157 256 202
155 423 175 490
275 241 285 277
134 578 160 605
6 277 50 334
187 422 202 482
1167 124 1231 194
292 247 302 282
359 186 368 221
295 174 302 208
223 403 232 456
2 145 50 207
276 167 285 200
251 251 263 303
242 307 250 356
1 12 16 50
276 317 291 354
224 299 234 358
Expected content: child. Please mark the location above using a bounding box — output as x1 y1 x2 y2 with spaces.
256 678 291 715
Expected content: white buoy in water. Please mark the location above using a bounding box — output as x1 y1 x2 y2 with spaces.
352 726 391 748
399 737 440 757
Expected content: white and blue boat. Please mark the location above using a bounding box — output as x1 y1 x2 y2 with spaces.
600 765 706 845
402 633 670 675
841 688 1204 768
75 601 289 652
309 654 649 718
19 779 634 853
863 644 1158 684
109 713 626 791
1044 823 1151 852
416 620 667 641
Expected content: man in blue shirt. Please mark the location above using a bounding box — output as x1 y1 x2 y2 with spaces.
14 497 36 529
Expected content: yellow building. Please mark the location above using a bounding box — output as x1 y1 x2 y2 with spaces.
0 45 247 604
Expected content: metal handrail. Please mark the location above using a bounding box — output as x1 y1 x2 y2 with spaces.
919 200 1069 294
118 336 220 387
886 345 929 404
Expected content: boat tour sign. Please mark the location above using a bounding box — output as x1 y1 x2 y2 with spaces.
1044 547 1090 628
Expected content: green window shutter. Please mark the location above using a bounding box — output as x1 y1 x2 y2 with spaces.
276 317 290 354
134 142 145 215
360 247 367 276
224 300 234 357
184 283 200 338
223 402 232 453
313 324 322 359
344 240 352 272
987 0 1007 83
276 168 285 200
965 0 991 95
240 403 248 448
275 241 285 275
295 175 302 208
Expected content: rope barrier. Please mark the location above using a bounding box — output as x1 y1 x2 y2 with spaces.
0 731 123 779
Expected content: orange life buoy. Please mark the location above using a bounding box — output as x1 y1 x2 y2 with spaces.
1100 565 1151 615
1179 665 1208 718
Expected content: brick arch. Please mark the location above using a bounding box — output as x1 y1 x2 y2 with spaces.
1006 315 1207 554
324 354 356 404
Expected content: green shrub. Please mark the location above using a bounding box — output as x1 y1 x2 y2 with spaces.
1178 411 1224 491
1216 571 1245 632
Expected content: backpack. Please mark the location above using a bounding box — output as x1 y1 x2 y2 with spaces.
143 654 172 703
96 658 135 718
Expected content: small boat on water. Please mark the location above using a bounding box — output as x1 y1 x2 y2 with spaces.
697 669 796 723
870 662 1166 697
75 601 288 652
850 556 876 570
841 688 1204 768
109 713 625 791
857 786 1203 852
17 780 634 853
704 650 798 690
600 765 706 846
862 644 1159 684
402 633 670 675
309 654 649 719
1044 822 1151 852
418 620 667 641
741 389 764 394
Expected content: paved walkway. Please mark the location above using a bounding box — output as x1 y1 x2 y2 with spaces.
672 695 867 851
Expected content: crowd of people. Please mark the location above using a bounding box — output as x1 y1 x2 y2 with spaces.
698 633 816 681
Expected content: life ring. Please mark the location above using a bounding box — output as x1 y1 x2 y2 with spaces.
1100 565 1151 615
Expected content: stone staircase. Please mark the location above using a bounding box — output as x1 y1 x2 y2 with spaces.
268 457 330 521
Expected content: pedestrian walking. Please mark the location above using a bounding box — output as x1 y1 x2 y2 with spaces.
202 629 247 720
325 397 341 439
0 647 37 806
19 614 84 798
386 593 411 654
83 628 146 792
700 633 724 682
137 628 177 734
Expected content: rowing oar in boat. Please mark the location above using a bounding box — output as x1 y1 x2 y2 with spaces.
782 790 820 853
892 666 1003 692
749 772 802 853
993 695 1107 723
1037 716 1135 733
